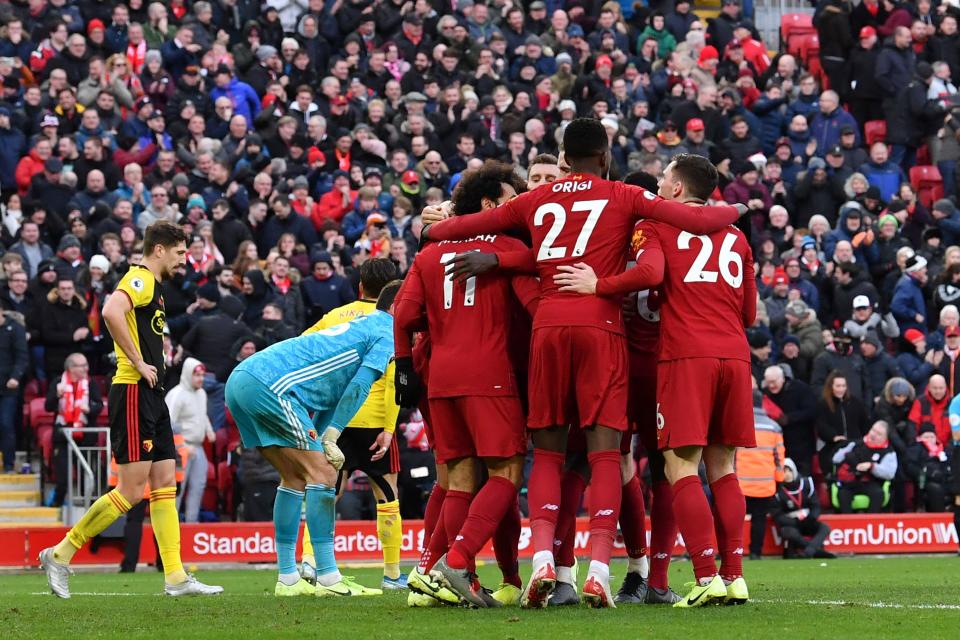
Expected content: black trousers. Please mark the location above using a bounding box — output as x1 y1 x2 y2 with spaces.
745 496 771 556
837 481 884 513
780 518 830 557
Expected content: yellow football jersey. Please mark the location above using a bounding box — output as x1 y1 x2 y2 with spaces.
303 300 398 433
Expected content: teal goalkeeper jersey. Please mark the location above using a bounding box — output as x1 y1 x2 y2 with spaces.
235 310 394 411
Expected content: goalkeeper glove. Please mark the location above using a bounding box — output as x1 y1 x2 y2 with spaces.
320 427 345 471
394 356 422 408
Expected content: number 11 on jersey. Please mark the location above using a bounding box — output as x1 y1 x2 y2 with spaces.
440 252 477 309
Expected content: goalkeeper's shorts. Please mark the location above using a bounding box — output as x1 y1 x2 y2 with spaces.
225 369 326 452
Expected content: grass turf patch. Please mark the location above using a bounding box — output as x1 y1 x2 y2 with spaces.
1 556 958 639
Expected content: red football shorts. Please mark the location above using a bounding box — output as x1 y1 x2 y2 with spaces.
527 326 629 431
656 358 756 450
427 395 527 465
628 367 658 454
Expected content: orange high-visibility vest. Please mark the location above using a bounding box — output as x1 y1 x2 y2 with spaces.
109 433 188 498
736 420 785 498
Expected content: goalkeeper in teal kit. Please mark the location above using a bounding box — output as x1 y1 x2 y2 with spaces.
225 282 402 597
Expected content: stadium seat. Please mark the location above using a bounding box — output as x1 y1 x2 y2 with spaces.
909 165 944 207
781 13 815 49
831 481 891 511
29 397 55 432
23 378 44 403
864 120 887 146
917 144 931 166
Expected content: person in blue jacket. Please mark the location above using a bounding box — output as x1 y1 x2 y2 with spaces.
810 90 861 156
209 64 260 129
891 254 930 334
861 141 907 202
823 201 880 266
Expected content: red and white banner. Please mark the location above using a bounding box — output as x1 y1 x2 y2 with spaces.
4 513 956 568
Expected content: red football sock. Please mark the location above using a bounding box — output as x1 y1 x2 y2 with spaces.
418 503 448 573
422 485 447 548
443 490 473 570
671 474 718 582
493 494 522 587
529 449 566 554
710 473 746 581
620 471 648 559
448 477 516 571
587 450 622 566
554 470 587 566
648 480 677 591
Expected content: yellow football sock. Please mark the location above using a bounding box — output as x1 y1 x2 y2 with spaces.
55 490 132 564
301 530 314 566
150 487 186 584
377 500 401 579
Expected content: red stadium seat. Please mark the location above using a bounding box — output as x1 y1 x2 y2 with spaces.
23 379 45 403
864 120 887 146
917 144 931 166
798 34 820 66
29 397 55 431
910 165 944 207
781 13 814 44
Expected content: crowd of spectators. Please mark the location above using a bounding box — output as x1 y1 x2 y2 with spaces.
0 0 957 521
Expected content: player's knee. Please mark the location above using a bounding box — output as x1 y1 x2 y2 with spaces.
116 485 145 506
585 425 622 452
532 427 567 453
369 474 396 502
485 456 524 488
447 457 477 492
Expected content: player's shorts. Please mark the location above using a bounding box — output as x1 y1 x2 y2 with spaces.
110 382 176 464
656 358 756 450
428 395 527 465
225 369 324 451
628 369 658 454
527 326 628 431
338 427 401 475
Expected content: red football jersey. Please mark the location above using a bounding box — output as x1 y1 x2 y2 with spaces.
427 174 740 334
394 233 539 398
631 220 757 362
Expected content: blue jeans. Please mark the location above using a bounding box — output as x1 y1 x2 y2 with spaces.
0 394 18 471
203 372 226 432
939 160 957 198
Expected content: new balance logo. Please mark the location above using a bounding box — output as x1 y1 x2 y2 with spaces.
733 548 744 555
653 552 670 560
455 535 464 541
701 549 715 557
594 509 615 517
541 503 559 511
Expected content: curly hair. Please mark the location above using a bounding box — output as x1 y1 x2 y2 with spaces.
451 160 526 215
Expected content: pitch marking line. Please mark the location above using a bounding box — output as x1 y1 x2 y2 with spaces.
27 593 960 608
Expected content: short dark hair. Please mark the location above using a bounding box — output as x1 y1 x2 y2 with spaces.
143 221 189 256
531 153 558 166
623 171 660 192
359 258 399 298
669 153 719 201
562 118 608 159
451 160 526 215
376 279 404 311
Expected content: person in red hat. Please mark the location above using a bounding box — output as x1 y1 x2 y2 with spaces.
691 45 719 86
847 25 884 127
678 117 715 158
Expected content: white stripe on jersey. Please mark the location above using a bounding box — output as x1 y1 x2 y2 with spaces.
269 350 360 396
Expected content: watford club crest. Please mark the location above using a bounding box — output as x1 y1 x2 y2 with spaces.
308 429 318 441
142 440 154 453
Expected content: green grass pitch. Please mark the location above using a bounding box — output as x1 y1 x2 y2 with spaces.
1 556 958 639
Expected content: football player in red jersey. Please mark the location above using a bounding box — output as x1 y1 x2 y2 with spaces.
555 154 757 608
423 120 743 608
394 162 539 608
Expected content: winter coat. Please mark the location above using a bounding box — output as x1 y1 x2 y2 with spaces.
812 351 869 400
823 204 880 266
301 273 356 327
751 95 789 154
180 307 253 378
209 78 261 127
165 357 213 446
887 77 945 148
267 279 305 333
862 353 902 405
0 126 27 191
792 171 846 228
37 290 88 378
816 394 870 473
891 274 927 333
0 316 28 396
875 42 916 100
910 391 952 445
810 106 861 154
790 312 825 361
848 43 884 101
861 160 906 202
765 379 818 470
